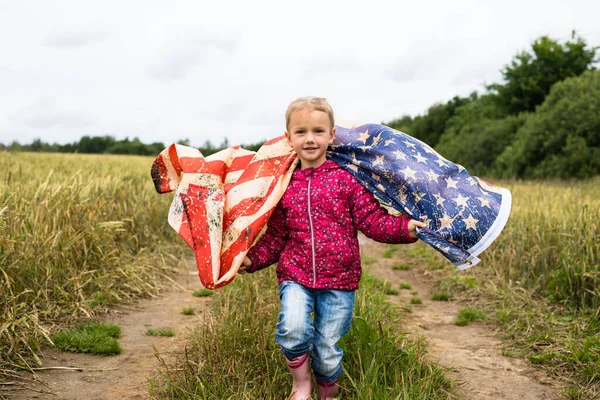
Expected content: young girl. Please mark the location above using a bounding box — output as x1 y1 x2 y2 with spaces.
239 97 425 400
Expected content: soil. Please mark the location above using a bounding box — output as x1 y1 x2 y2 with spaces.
3 239 566 399
2 260 209 400
361 239 565 400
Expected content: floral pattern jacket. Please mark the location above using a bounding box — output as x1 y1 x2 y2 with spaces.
246 160 415 290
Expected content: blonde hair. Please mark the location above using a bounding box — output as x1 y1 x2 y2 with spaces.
285 96 335 130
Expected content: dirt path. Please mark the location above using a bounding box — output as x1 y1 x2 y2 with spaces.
361 238 565 400
4 240 567 400
4 259 208 400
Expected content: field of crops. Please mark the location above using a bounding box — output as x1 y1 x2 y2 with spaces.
1 152 598 398
0 152 186 369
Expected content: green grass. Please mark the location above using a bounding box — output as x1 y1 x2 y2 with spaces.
51 322 121 355
431 292 450 301
399 282 412 290
182 307 195 315
149 268 451 399
454 307 485 326
392 263 412 271
410 297 423 305
382 245 399 258
147 328 175 337
193 288 215 297
361 256 377 265
384 287 399 295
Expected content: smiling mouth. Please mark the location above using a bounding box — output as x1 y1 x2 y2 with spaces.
303 147 318 151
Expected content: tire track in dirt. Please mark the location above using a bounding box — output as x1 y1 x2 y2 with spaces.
361 238 565 400
4 259 207 400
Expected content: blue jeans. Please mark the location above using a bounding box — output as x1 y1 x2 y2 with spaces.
276 281 355 383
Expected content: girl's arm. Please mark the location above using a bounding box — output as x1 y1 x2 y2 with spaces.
243 202 289 273
348 176 420 244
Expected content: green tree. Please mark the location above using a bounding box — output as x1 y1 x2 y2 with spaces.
434 93 522 175
386 94 475 148
488 33 598 115
495 70 600 178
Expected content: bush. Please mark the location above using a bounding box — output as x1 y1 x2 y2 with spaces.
496 70 600 179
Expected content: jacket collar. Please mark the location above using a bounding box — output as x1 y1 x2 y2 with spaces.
292 159 340 180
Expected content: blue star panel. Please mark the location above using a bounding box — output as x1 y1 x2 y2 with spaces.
328 123 512 269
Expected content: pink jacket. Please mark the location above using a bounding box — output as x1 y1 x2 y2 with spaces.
246 160 415 290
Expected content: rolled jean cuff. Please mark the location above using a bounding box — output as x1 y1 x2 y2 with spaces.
282 347 311 361
313 364 342 383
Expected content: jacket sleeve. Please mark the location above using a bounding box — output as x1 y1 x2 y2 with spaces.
348 176 417 244
245 201 289 273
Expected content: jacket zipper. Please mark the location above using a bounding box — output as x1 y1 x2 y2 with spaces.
307 172 317 287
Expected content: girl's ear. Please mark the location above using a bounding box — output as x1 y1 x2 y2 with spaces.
329 127 336 144
285 131 292 144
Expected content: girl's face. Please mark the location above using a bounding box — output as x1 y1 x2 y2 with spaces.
285 109 335 169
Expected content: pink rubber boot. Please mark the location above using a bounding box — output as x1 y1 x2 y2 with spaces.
316 379 339 400
286 353 312 400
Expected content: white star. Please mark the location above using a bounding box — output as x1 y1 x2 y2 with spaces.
440 246 451 253
434 194 446 206
372 135 382 146
446 177 458 189
456 164 466 172
403 140 416 149
478 196 490 207
453 194 469 208
393 150 407 160
439 214 456 230
359 145 370 152
400 166 417 180
384 139 395 146
414 152 428 164
469 178 478 186
371 173 381 181
348 152 356 159
426 169 440 182
435 158 448 167
347 163 359 172
373 154 385 166
463 214 479 230
357 130 370 144
423 145 436 155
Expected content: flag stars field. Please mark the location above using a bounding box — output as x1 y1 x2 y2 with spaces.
445 177 458 189
463 214 479 230
453 194 470 208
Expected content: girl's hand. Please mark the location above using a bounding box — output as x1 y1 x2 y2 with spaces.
238 256 252 274
408 219 427 240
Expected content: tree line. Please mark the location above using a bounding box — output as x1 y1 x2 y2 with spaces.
2 135 264 157
385 32 599 179
3 32 598 178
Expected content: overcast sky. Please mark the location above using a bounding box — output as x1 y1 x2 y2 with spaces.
1 1 599 147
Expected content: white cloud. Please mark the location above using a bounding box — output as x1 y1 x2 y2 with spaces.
0 0 599 148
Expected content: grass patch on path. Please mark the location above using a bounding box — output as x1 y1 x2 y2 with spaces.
51 322 121 355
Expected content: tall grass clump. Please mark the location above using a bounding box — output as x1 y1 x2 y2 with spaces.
485 178 599 314
0 152 186 370
150 269 450 399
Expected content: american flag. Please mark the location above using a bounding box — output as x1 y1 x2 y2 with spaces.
151 137 298 289
330 121 511 269
152 122 511 288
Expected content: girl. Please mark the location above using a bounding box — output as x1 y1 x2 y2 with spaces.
240 97 425 400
